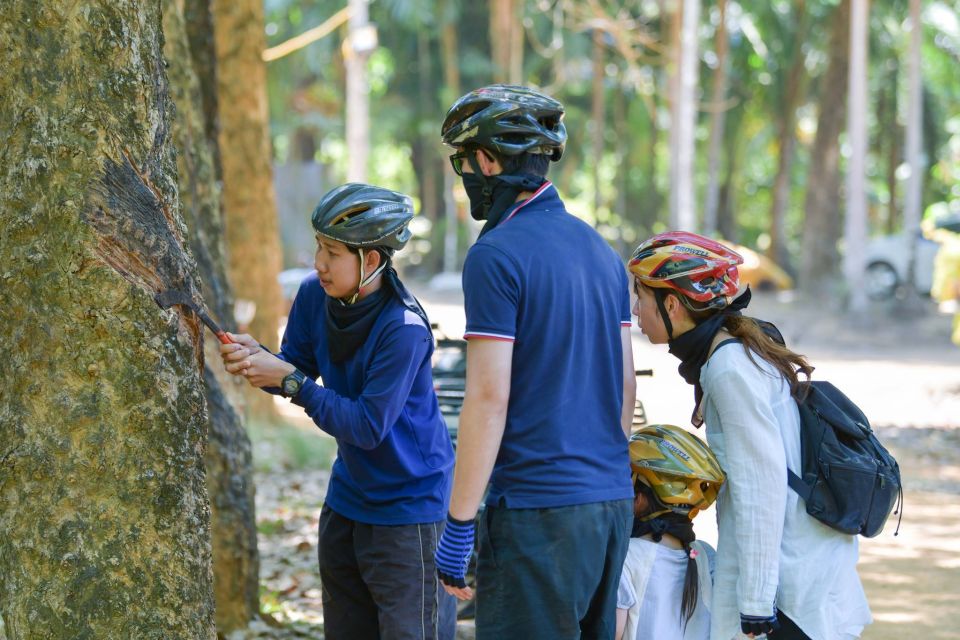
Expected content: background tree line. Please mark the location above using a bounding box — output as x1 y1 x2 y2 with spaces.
264 0 960 301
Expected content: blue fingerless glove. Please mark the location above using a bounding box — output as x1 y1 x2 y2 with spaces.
435 513 475 588
740 613 780 636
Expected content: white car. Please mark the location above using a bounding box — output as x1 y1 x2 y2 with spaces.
863 232 939 299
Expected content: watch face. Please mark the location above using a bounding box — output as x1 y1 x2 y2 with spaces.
282 373 302 396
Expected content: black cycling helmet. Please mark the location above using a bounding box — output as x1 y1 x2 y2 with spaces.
311 183 416 304
440 84 567 161
311 183 414 254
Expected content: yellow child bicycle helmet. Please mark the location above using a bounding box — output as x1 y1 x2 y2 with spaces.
629 424 726 521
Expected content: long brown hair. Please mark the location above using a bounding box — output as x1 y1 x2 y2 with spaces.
687 304 814 400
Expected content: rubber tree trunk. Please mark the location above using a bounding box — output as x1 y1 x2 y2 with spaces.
0 2 216 637
669 0 701 232
902 0 924 293
163 0 260 631
490 0 524 84
844 0 870 313
702 0 729 237
345 0 372 183
800 0 851 294
768 0 808 273
440 1 462 273
591 28 607 218
212 0 284 420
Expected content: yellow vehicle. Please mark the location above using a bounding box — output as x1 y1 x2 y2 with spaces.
722 243 794 292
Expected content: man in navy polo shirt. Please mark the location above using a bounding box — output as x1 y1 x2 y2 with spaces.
433 85 636 639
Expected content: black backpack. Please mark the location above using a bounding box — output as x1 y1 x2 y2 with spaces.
788 380 902 537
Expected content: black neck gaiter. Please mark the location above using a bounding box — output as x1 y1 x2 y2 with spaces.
667 288 753 426
325 287 389 363
631 512 696 546
461 153 546 238
325 267 433 364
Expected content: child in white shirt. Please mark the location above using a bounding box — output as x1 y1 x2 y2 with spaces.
616 424 725 640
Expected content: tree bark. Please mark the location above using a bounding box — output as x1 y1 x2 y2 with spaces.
702 0 729 237
669 0 701 231
880 66 901 234
490 0 523 84
769 0 808 273
844 0 870 313
0 2 216 637
903 0 924 292
345 0 372 182
440 2 462 273
613 78 630 255
163 0 260 631
212 0 284 420
800 0 851 294
591 28 606 217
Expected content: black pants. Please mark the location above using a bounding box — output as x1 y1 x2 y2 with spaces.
475 498 632 640
317 504 457 640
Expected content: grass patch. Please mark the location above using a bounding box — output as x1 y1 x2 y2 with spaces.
256 518 288 535
247 418 337 473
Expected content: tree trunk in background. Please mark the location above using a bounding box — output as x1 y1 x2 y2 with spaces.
0 2 215 637
509 0 524 85
345 0 372 182
881 66 901 234
769 0 808 273
440 2 462 272
613 80 630 255
844 0 870 312
164 0 260 631
903 0 924 293
717 101 747 242
212 0 284 420
669 0 701 231
490 0 523 84
702 0 729 237
800 0 851 294
591 29 606 217
184 0 223 180
416 28 443 272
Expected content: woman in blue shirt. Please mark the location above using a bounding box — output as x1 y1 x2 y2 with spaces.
221 183 456 640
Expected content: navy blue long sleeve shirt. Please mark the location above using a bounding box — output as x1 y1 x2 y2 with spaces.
278 272 453 525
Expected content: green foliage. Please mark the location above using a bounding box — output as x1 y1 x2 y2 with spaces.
261 0 960 274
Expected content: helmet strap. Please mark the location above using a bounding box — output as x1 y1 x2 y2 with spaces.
653 289 675 340
343 248 387 305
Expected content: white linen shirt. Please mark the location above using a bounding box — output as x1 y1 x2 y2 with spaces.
700 343 872 640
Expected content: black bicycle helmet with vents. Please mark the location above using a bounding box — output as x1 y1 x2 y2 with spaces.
311 183 414 254
440 84 567 161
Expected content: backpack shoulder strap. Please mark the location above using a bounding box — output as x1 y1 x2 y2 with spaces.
787 469 812 501
713 338 741 353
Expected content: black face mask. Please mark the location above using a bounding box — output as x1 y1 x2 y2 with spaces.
461 153 546 237
462 172 494 222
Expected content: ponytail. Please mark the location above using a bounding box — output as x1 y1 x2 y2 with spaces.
684 306 814 401
679 544 699 627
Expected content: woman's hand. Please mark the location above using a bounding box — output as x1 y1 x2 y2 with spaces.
238 350 296 388
220 333 293 387
220 333 261 376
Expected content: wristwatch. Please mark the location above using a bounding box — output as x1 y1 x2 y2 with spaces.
280 369 307 398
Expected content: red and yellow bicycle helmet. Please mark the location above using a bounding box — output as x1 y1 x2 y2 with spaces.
629 424 726 521
628 231 743 311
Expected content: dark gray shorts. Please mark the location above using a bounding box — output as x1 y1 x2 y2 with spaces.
475 498 632 640
318 504 457 640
